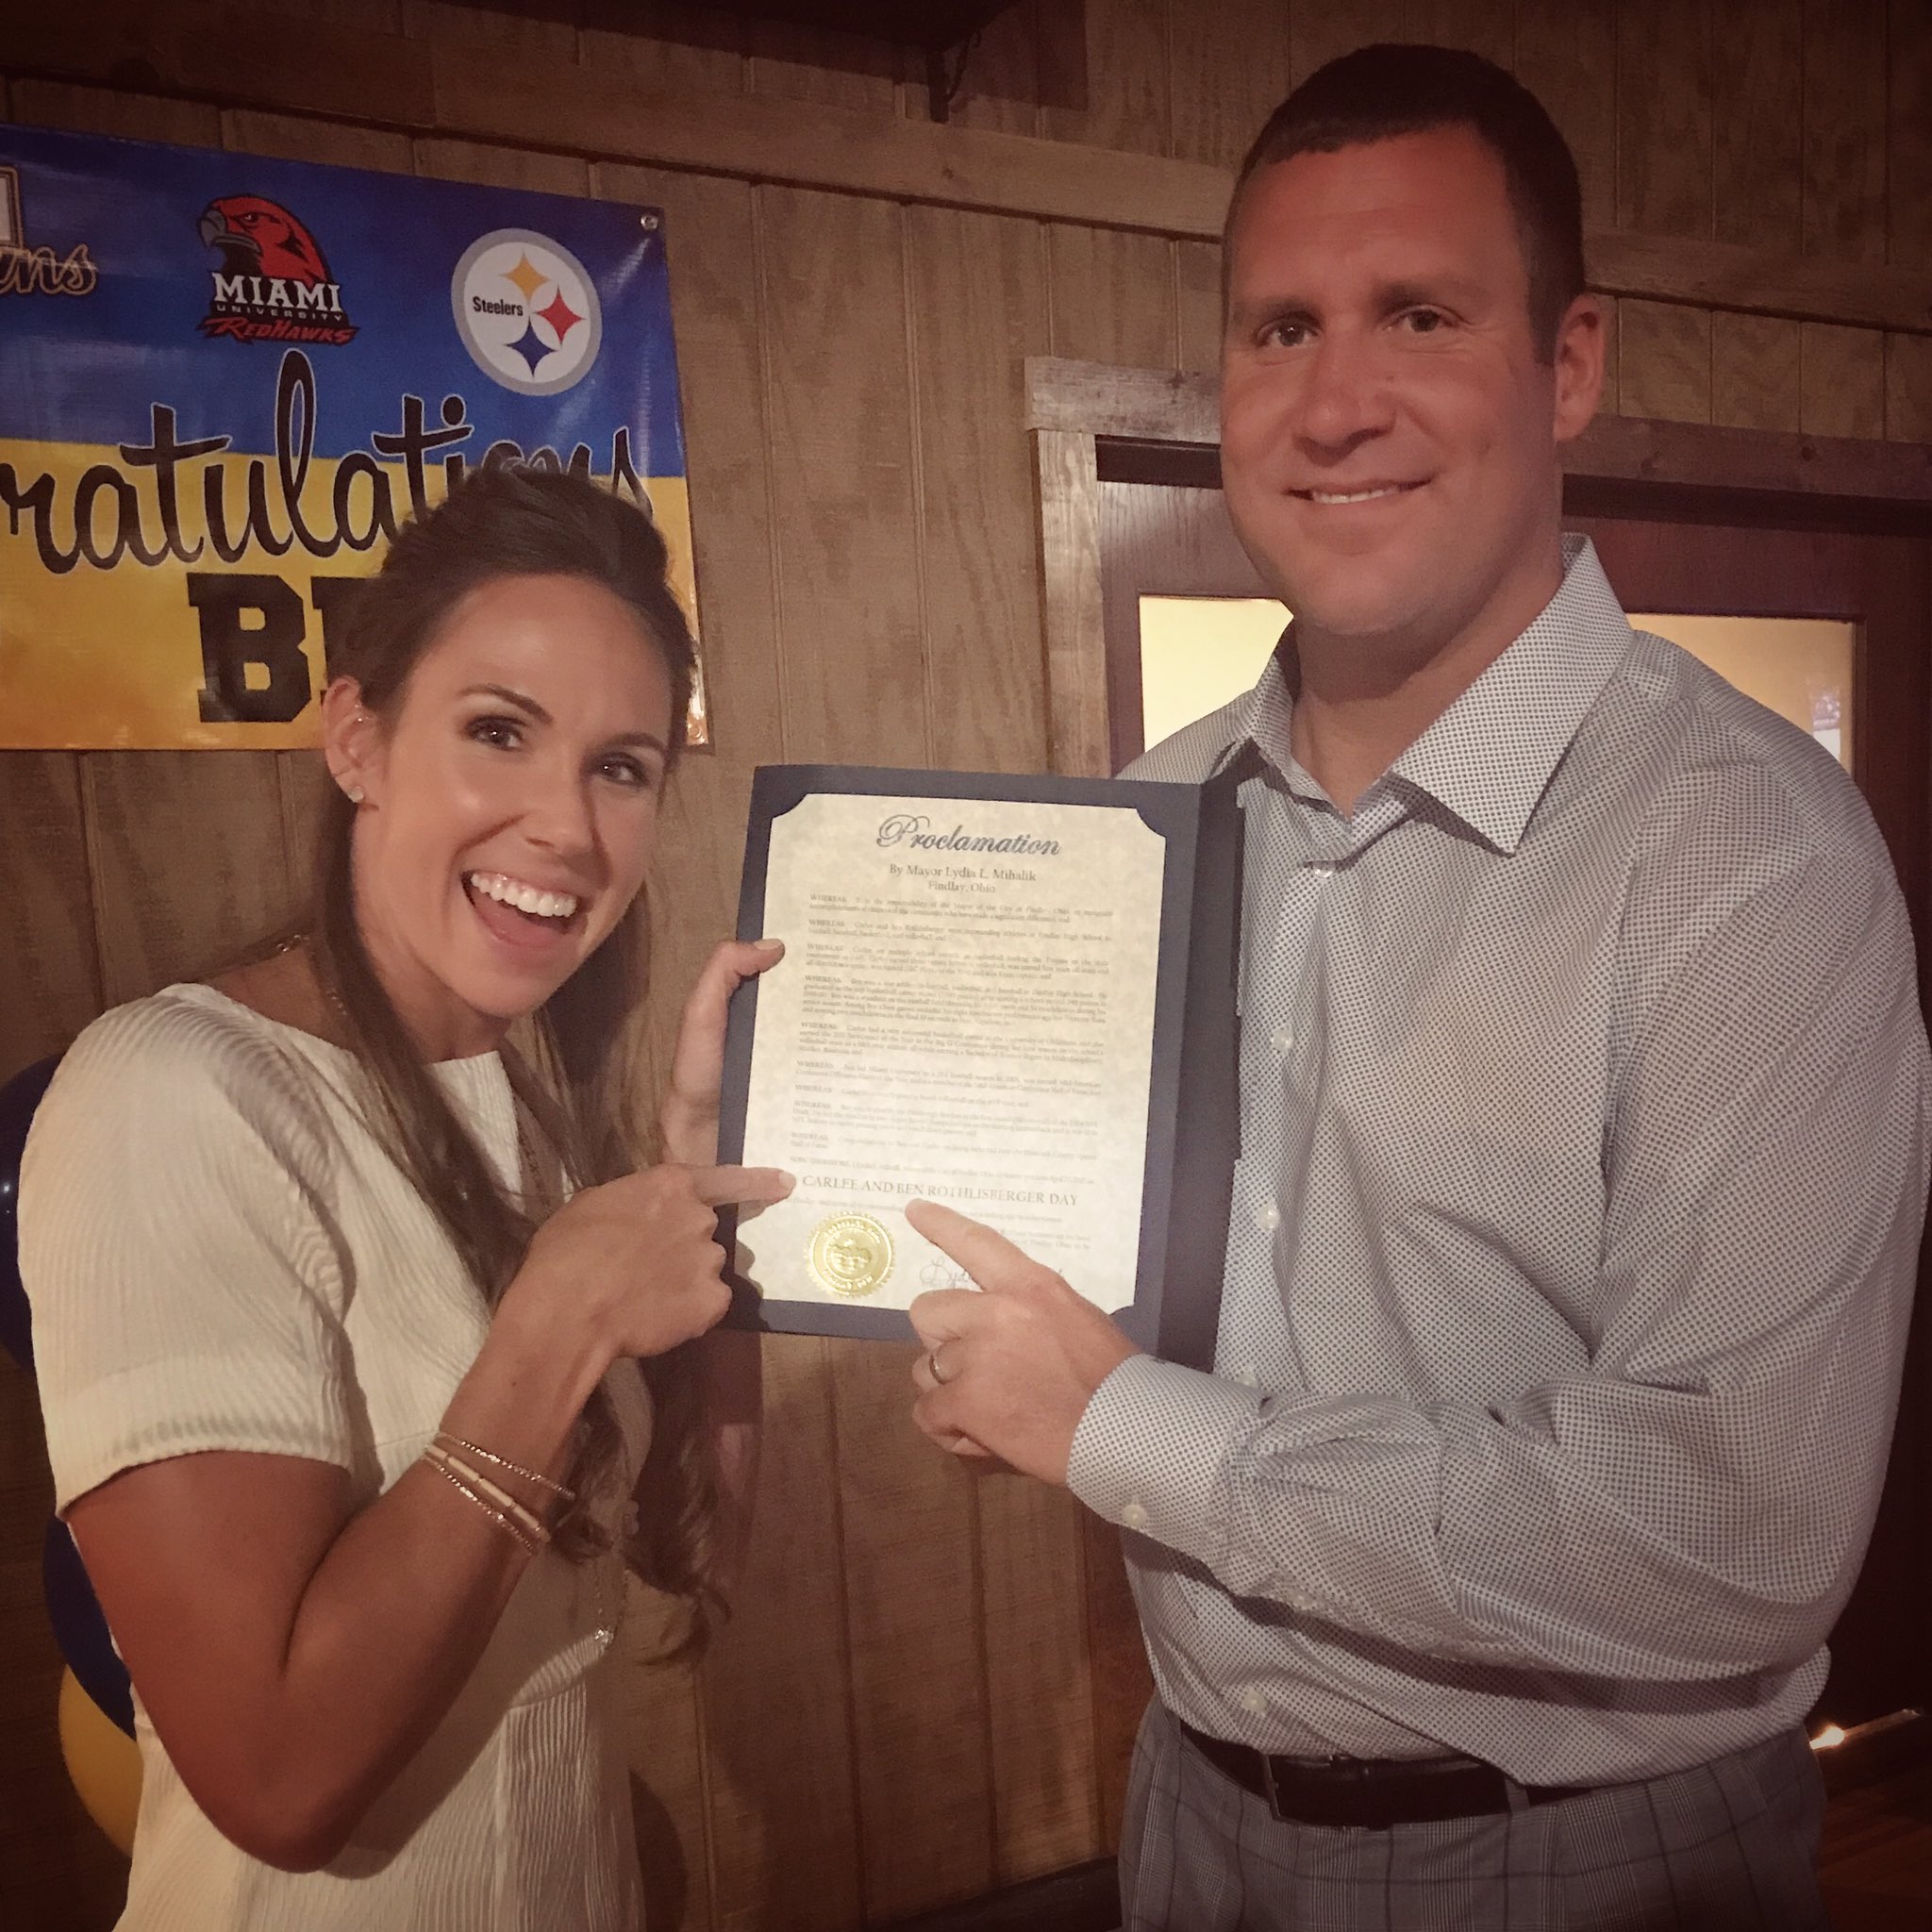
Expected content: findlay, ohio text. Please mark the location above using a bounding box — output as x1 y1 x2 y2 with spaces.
875 812 1062 858
0 346 650 576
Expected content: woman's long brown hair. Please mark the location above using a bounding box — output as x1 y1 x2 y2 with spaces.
309 466 721 1656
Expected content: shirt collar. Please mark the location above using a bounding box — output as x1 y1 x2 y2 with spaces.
1210 535 1634 855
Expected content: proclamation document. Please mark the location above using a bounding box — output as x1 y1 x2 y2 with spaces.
735 791 1163 1312
719 768 1241 1361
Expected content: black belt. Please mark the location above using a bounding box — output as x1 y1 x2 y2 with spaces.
1179 1720 1591 1829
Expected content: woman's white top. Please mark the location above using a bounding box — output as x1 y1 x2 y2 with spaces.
21 983 648 1931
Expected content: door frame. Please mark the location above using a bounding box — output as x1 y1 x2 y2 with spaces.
1026 353 1932 778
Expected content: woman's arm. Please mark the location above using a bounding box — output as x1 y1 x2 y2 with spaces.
68 1159 788 1873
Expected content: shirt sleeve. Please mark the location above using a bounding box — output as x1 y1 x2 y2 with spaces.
21 997 358 1512
1069 823 1930 1684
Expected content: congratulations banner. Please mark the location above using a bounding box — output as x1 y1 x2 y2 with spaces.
0 125 703 749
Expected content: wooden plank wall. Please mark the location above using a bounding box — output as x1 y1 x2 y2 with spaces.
3 2 1929 1925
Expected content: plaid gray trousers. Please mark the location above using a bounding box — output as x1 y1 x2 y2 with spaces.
1119 1703 1828 1930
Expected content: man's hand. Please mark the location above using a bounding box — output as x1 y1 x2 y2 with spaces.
905 1200 1141 1485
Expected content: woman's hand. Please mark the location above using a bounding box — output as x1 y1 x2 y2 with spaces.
504 1161 792 1366
658 938 785 1165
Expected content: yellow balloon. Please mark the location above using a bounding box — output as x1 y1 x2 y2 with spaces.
58 1665 142 1856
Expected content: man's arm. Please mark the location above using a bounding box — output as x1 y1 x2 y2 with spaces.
913 841 1929 1683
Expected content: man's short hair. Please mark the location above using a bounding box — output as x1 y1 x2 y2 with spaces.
1228 44 1586 359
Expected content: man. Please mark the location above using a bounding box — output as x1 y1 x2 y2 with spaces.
906 43 1929 1928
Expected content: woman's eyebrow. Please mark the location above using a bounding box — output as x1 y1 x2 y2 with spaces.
460 682 551 724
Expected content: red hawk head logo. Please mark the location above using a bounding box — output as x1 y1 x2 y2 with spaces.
197 195 332 287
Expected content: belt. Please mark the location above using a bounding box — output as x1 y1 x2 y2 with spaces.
1178 1720 1591 1830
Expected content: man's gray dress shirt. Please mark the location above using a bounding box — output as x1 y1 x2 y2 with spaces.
1068 536 1930 1784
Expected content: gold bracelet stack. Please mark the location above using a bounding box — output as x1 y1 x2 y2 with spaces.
423 1433 576 1557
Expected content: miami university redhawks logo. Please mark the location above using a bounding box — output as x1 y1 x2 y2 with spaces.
198 194 356 345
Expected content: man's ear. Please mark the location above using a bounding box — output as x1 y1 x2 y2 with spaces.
1551 292 1606 446
320 676 380 806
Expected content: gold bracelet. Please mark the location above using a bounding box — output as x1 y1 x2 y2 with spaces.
434 1432 576 1506
425 1443 553 1547
425 1453 545 1556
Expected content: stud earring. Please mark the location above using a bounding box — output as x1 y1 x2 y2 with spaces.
346 785 365 805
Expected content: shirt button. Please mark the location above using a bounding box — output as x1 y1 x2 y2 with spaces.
1240 1689 1266 1717
1235 1364 1260 1389
1253 1200 1281 1232
1269 1024 1294 1056
1120 1500 1149 1531
1307 860 1335 878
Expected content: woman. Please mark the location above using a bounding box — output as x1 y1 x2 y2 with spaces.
20 467 790 1928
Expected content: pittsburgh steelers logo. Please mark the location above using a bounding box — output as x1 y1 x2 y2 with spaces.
451 228 602 396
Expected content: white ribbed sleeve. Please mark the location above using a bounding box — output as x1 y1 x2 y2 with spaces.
24 990 357 1511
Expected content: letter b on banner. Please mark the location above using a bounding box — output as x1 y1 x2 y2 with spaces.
189 573 310 724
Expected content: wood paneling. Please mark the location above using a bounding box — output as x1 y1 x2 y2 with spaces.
403 0 577 65
1038 0 1168 156
222 107 413 174
1712 314 1802 432
1616 0 1712 240
1886 335 1932 443
7 76 219 144
1597 294 1621 419
1289 0 1389 90
980 1476 1099 1882
907 206 1054 775
1168 0 1291 171
1891 0 1932 272
1801 325 1888 441
1175 238 1222 376
1711 0 1801 253
1618 301 1711 425
0 757 101 1084
81 753 295 1005
617 1595 716 1932
1802 0 1888 265
413 135 589 196
578 6 747 100
701 1335 859 1932
1047 225 1175 370
1515 0 1618 232
1406 0 1515 66
756 188 924 766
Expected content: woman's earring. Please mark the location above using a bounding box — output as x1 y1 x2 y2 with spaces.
346 785 365 806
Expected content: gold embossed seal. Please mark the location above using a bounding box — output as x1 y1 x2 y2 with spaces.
808 1213 895 1298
